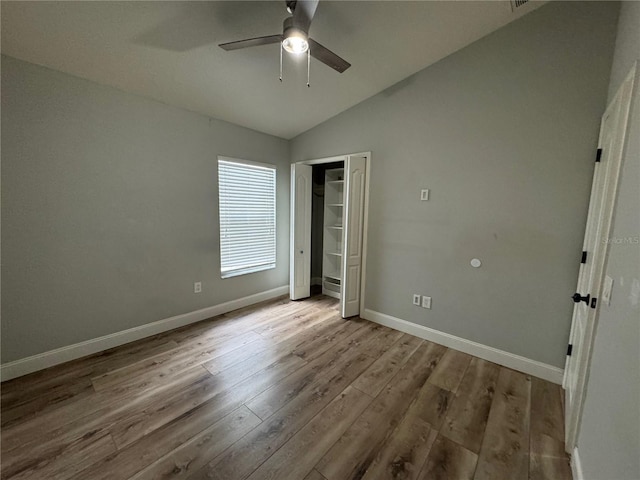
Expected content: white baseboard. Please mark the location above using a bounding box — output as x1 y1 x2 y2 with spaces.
362 309 564 384
571 447 584 480
1 285 289 382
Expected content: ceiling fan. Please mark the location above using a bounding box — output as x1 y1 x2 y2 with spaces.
219 0 351 83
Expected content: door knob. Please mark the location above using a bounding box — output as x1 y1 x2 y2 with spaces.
572 293 590 304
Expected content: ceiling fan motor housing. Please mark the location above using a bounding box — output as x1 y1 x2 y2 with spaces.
283 16 308 40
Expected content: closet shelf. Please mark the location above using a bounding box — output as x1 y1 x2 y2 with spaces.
323 166 345 301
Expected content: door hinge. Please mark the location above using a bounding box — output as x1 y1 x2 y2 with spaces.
595 148 603 162
590 297 598 309
567 344 573 356
581 251 587 264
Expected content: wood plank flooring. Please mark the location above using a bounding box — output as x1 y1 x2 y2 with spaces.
0 294 571 480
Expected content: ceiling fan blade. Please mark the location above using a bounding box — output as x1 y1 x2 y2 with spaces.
219 34 283 51
293 0 319 33
308 39 351 73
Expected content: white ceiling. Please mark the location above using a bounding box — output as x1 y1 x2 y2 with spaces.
1 1 543 139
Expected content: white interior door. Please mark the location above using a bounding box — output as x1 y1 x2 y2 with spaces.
563 65 636 450
341 155 367 318
290 163 312 300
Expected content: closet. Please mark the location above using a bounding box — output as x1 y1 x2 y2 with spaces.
290 153 368 318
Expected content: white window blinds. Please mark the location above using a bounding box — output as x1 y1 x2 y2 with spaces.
218 158 276 278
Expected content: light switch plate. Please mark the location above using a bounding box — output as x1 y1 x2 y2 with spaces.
420 189 429 201
422 296 432 309
602 275 613 305
412 294 421 306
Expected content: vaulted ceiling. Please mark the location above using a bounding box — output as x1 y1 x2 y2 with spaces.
1 1 543 139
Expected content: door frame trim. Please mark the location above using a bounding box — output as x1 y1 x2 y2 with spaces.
563 63 637 451
293 152 372 315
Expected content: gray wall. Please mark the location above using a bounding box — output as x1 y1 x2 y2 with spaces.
577 2 640 479
291 1 619 368
1 55 290 363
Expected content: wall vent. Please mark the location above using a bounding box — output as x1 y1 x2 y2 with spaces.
510 0 530 11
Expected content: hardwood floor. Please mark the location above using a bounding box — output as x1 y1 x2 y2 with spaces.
0 295 572 480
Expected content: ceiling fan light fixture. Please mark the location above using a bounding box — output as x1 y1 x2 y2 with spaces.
282 34 308 54
219 1 351 75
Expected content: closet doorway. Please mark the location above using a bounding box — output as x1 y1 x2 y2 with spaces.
290 152 371 318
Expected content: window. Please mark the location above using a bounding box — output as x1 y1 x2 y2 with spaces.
218 157 276 278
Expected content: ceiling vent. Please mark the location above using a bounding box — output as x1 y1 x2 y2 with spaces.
510 0 530 11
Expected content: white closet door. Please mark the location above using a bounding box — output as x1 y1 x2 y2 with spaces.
563 65 636 450
341 155 366 318
290 164 312 300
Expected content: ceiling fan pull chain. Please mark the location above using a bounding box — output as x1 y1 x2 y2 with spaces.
279 43 283 82
307 48 311 87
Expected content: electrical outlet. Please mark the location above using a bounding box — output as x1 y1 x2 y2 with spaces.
422 296 432 309
412 294 421 306
194 282 202 294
